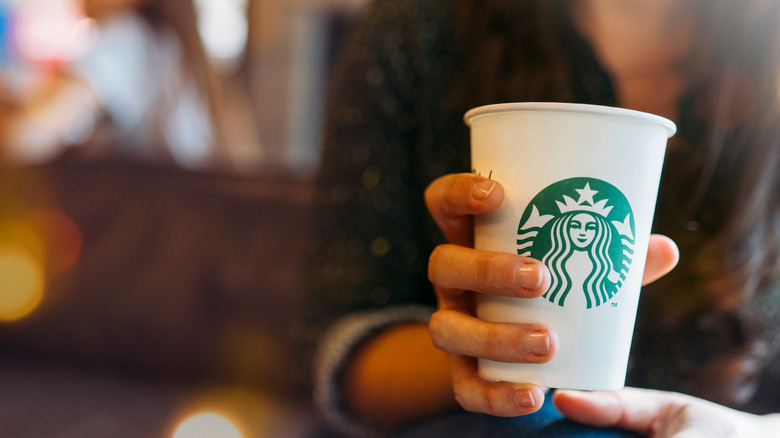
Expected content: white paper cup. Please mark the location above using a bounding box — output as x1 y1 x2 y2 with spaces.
465 102 676 390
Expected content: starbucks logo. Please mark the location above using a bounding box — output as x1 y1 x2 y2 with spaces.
517 178 635 309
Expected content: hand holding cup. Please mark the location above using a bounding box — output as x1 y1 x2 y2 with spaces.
425 172 678 416
426 172 557 416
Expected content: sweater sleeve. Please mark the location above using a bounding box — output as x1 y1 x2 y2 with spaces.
312 305 434 437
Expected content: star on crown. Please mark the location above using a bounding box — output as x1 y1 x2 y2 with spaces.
556 183 613 217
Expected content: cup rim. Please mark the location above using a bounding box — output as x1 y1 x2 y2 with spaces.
464 102 677 138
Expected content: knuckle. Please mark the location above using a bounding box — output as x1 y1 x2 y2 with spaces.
428 244 444 264
482 323 513 361
451 375 479 414
484 389 502 416
478 253 506 291
423 184 436 211
482 323 532 363
430 244 480 292
452 384 472 412
423 174 455 214
482 323 502 352
427 312 446 349
427 245 447 282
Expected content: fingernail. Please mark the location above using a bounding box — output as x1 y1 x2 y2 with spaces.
513 389 536 408
523 331 550 356
515 263 542 291
472 180 496 200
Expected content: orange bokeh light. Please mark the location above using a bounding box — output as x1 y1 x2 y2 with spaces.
0 245 45 322
29 209 83 276
0 208 83 323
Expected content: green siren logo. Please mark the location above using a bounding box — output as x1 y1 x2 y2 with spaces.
517 177 635 309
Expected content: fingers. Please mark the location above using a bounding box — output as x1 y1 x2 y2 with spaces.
430 309 556 363
425 173 504 246
430 237 677 294
429 244 551 299
642 234 680 285
425 174 680 287
449 354 547 417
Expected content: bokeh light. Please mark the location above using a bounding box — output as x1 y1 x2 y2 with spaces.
12 0 95 67
167 387 305 438
0 219 46 263
172 412 243 438
194 0 248 67
0 245 45 322
0 208 83 323
0 219 46 322
29 209 83 276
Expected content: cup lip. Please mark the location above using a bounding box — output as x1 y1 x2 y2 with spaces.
464 102 677 137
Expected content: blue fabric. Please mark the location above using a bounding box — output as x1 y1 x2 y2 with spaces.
393 392 641 438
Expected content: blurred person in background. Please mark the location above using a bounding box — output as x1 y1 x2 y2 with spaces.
0 0 262 172
300 0 780 437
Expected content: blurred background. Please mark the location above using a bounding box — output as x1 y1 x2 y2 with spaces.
0 0 366 171
0 0 368 436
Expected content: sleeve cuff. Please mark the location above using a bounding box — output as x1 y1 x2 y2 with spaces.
312 305 435 437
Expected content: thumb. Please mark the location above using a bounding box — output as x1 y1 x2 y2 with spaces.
642 235 679 285
552 388 678 433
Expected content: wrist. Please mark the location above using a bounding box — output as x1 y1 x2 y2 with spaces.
313 305 435 437
344 322 455 430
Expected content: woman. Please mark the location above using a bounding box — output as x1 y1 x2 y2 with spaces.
301 0 780 436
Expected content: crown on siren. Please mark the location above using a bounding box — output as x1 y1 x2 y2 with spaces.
555 183 613 217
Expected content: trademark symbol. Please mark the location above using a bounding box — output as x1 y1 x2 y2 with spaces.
611 302 618 308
